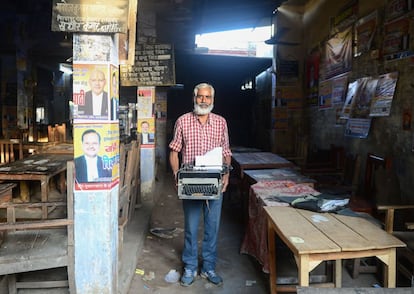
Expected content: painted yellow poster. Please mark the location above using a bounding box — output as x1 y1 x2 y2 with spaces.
73 122 119 191
138 118 155 145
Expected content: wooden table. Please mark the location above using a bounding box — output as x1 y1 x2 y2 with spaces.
231 146 262 153
40 143 74 155
0 153 72 218
240 180 321 273
22 141 57 154
232 152 295 179
244 168 316 187
264 206 406 293
239 168 316 225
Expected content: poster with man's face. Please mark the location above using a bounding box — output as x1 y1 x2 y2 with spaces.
73 122 119 190
73 64 110 121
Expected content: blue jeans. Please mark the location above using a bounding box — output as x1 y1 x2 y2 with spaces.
182 196 223 272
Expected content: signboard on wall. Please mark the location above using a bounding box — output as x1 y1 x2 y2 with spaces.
51 0 129 33
120 44 176 86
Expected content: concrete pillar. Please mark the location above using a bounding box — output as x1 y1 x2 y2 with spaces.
72 33 120 293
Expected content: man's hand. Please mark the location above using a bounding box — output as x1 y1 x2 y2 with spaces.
221 173 229 193
172 170 178 191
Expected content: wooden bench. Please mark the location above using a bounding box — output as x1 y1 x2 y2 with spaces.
0 183 17 245
0 161 75 293
0 139 23 165
118 140 140 256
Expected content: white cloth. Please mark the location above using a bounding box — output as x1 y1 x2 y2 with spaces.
92 93 103 116
142 133 149 144
86 156 99 182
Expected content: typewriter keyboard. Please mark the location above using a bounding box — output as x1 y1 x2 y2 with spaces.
182 184 219 196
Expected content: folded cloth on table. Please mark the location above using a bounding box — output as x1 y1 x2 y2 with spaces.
291 194 349 212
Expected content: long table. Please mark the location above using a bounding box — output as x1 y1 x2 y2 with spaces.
40 143 74 155
0 153 72 218
264 206 406 293
231 152 295 179
240 180 321 273
243 168 316 187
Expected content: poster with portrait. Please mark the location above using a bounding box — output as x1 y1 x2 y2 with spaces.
324 27 353 80
155 91 167 119
73 64 111 121
369 72 399 117
138 118 155 145
73 122 119 191
354 11 378 57
137 87 155 119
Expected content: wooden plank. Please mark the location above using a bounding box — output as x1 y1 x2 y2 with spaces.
264 206 340 255
297 209 374 251
297 287 413 293
0 201 67 208
128 141 140 220
16 280 69 288
66 161 75 293
333 213 406 249
0 218 73 230
0 183 17 194
0 229 68 275
127 0 137 65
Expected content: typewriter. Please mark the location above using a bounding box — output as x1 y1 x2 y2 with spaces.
177 165 230 200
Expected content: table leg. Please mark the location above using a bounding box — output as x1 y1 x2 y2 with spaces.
41 177 49 219
335 259 342 287
267 219 277 294
298 255 310 287
381 248 396 288
20 182 29 202
58 171 66 194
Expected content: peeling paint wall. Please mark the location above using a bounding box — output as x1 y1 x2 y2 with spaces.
74 187 119 293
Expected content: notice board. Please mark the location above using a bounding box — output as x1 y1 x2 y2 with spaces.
51 0 128 33
120 44 175 87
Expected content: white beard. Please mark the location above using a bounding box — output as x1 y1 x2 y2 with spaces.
194 103 214 115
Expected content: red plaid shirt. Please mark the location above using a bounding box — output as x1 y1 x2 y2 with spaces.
169 112 232 165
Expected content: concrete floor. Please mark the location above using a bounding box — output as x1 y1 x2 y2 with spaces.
124 168 410 294
2 167 411 293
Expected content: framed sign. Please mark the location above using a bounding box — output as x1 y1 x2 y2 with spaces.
51 0 129 33
120 44 176 86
